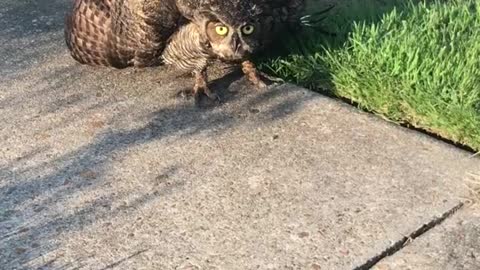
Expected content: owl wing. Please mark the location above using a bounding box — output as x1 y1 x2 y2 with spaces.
65 0 133 67
134 0 182 67
258 0 305 24
65 0 181 68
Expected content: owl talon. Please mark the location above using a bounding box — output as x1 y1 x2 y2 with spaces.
194 91 203 106
204 89 221 101
193 83 220 105
191 69 220 104
193 87 220 106
258 71 285 84
254 79 268 89
242 60 271 90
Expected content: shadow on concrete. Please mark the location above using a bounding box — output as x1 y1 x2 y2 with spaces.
0 7 312 264
0 66 310 269
0 0 71 77
0 0 399 268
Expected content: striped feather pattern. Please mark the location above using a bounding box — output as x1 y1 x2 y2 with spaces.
161 23 211 71
64 0 180 68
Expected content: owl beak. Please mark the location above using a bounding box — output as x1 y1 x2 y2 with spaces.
231 35 244 59
232 36 240 53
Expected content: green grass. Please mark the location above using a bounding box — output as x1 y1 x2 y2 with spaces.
262 0 480 151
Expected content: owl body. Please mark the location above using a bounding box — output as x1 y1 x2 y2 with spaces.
65 0 306 100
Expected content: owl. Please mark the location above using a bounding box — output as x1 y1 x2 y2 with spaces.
64 0 306 101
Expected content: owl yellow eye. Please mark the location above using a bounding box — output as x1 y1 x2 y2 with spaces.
241 25 255 35
215 25 229 36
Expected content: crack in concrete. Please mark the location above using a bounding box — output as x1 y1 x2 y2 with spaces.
353 202 465 270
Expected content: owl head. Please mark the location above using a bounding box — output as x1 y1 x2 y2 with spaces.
192 1 273 62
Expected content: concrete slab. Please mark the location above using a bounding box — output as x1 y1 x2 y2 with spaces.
1 1 479 269
373 208 480 270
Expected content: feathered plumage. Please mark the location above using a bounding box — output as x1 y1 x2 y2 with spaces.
65 0 181 67
65 0 308 101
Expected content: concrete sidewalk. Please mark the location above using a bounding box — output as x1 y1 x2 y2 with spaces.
374 208 480 270
1 1 479 269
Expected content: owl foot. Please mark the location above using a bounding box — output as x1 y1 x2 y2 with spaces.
241 60 268 89
176 87 220 104
252 78 268 89
193 69 220 105
242 60 285 89
193 86 220 102
257 71 285 84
